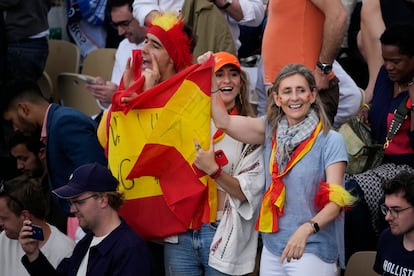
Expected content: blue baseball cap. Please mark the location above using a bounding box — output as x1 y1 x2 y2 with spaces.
52 163 118 199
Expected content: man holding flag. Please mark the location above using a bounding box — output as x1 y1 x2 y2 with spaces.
97 12 214 275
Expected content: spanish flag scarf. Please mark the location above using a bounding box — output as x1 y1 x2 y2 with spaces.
255 120 322 233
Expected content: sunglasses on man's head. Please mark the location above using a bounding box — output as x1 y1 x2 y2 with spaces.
0 180 25 210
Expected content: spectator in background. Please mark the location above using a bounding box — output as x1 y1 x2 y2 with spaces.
374 171 414 275
0 0 49 179
85 0 147 110
357 0 414 105
0 12 6 85
347 24 414 240
0 175 75 276
261 0 348 124
66 0 107 58
369 24 414 168
181 0 237 59
255 0 361 128
0 0 50 82
19 163 151 275
0 80 107 218
132 0 265 54
8 132 45 179
8 132 68 234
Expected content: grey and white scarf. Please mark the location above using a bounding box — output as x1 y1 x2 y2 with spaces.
276 109 319 171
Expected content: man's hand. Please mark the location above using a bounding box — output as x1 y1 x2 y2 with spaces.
313 69 330 91
85 77 118 108
19 219 41 263
142 53 160 91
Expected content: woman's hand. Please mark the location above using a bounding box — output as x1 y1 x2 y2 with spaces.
280 223 313 263
357 104 370 125
19 220 40 262
193 138 219 175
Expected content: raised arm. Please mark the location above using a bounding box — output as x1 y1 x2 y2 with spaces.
311 0 347 90
197 51 266 145
311 0 347 65
358 0 385 103
212 92 265 145
132 0 161 26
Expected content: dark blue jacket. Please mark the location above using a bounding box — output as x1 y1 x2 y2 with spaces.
45 104 107 213
22 219 151 275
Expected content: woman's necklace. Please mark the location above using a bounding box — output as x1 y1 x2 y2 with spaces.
397 80 414 93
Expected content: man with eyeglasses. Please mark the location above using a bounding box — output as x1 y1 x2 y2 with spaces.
85 0 147 114
373 171 414 275
18 162 151 275
0 175 75 276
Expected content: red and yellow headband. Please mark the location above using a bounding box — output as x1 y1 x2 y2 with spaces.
148 13 193 72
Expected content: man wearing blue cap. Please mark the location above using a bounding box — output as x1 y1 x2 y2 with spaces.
18 162 151 275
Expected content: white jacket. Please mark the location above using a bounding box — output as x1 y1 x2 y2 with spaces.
209 143 265 275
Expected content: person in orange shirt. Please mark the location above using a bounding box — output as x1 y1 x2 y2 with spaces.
261 0 348 123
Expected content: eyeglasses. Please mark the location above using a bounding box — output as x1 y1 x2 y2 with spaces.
380 203 413 218
110 18 134 29
0 180 25 210
68 194 98 209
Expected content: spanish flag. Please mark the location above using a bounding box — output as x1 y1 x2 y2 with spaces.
99 50 213 240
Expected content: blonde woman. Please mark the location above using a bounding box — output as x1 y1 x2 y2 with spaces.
209 62 354 276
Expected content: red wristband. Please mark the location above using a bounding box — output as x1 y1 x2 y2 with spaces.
209 166 222 179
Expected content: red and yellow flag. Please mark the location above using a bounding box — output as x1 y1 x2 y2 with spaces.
99 51 213 240
256 121 322 233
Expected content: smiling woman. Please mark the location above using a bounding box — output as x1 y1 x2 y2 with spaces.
211 63 355 276
346 24 414 241
163 51 264 276
369 24 414 167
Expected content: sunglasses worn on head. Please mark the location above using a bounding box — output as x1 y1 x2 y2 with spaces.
0 180 25 210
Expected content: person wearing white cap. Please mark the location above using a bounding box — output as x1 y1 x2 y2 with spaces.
18 162 151 276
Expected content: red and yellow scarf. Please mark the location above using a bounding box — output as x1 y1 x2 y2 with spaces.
255 121 322 233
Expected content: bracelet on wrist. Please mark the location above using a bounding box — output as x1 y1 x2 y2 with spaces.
360 103 370 110
209 166 222 179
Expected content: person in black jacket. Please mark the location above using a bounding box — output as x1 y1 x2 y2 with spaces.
19 163 151 276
